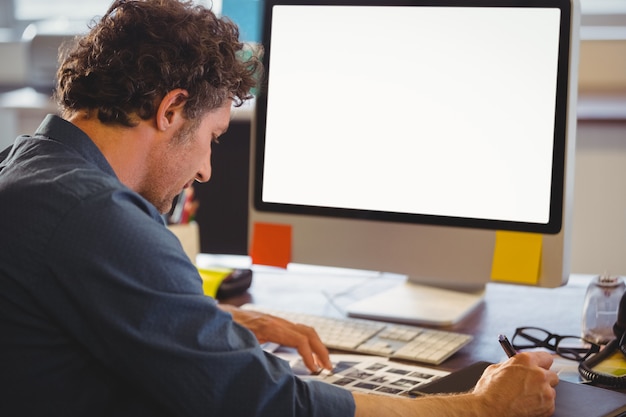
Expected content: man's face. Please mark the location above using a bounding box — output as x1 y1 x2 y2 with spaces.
138 100 232 213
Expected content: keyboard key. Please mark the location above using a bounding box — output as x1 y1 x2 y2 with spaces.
241 304 472 365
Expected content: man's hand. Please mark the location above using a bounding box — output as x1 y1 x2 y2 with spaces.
218 304 333 373
352 351 558 417
472 351 558 417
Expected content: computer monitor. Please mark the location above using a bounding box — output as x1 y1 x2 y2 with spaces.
250 0 580 325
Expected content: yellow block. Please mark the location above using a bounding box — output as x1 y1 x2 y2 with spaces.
197 267 233 298
491 231 542 285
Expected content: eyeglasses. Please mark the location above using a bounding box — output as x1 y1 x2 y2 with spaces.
511 327 601 362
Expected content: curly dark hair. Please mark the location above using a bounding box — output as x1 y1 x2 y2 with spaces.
55 0 262 126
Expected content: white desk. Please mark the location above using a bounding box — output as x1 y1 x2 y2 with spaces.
199 255 598 372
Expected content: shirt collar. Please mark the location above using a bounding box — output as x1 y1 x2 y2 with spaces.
34 114 117 178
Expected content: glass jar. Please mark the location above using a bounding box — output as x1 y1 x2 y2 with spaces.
582 274 626 344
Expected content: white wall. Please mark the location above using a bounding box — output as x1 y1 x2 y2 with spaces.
571 39 626 275
572 121 626 275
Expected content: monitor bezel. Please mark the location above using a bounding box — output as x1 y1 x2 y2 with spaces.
253 0 573 235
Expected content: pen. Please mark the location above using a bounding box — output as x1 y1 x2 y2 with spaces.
498 334 517 358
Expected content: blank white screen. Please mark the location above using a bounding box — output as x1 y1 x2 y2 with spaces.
262 5 562 224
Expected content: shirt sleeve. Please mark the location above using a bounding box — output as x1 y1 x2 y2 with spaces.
40 187 356 417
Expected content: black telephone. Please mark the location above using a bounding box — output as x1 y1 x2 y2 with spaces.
578 291 626 388
615 291 626 357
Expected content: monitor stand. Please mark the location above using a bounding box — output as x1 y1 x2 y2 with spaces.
345 281 485 327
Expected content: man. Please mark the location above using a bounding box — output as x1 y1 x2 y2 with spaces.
0 0 558 416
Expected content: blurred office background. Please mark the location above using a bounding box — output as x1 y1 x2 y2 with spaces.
1 0 625 276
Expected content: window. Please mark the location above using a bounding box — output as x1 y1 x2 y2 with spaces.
581 0 626 40
582 0 626 15
14 0 107 20
2 0 625 41
1 0 218 26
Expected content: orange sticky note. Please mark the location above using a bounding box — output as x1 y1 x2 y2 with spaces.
491 231 542 284
250 222 292 268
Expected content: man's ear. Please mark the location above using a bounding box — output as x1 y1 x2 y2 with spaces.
156 89 189 131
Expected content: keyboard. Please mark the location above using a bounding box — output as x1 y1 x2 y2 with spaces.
241 304 473 365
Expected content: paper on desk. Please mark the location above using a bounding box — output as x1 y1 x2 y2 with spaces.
276 352 449 397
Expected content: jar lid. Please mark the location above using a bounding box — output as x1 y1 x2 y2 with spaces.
594 274 624 287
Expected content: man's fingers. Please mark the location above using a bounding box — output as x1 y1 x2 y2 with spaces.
292 324 332 371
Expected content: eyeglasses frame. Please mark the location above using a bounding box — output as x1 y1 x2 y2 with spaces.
511 326 601 362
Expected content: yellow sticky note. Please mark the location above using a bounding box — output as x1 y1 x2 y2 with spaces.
491 231 542 284
197 267 232 298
